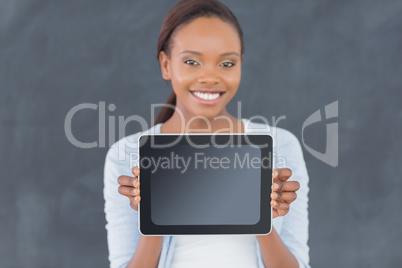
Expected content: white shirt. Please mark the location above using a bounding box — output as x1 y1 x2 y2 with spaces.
104 118 311 268
170 235 258 268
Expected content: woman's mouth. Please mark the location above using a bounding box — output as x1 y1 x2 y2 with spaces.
189 90 225 105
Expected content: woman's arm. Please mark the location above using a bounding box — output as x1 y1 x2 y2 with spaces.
125 236 163 268
256 167 301 268
104 140 164 268
257 227 298 268
257 128 310 268
116 166 164 268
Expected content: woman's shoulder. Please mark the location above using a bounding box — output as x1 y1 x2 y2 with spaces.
244 118 301 149
245 119 308 180
105 123 161 165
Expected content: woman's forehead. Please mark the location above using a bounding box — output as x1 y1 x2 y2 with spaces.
171 17 241 55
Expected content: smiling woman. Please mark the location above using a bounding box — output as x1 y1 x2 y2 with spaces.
104 0 310 268
158 15 244 131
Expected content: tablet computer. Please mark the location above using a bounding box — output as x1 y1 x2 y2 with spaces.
137 133 273 235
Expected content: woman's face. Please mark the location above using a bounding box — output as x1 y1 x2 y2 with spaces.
159 16 243 120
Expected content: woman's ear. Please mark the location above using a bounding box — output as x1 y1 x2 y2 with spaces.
159 51 171 81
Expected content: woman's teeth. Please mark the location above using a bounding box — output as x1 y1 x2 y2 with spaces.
191 91 221 100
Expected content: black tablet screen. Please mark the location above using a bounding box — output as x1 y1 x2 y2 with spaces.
147 145 261 225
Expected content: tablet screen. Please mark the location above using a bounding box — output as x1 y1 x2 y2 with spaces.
150 145 261 225
138 133 272 235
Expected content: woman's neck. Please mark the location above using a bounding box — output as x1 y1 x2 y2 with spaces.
160 111 245 134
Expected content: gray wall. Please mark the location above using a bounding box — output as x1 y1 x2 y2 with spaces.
1 0 401 267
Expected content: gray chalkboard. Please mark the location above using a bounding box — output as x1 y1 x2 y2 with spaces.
1 0 401 267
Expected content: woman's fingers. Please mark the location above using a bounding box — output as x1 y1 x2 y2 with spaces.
132 166 140 177
116 166 141 211
271 200 289 211
118 185 140 197
129 196 141 211
271 191 297 203
272 168 292 182
117 175 140 187
271 180 300 192
117 165 140 187
270 168 299 218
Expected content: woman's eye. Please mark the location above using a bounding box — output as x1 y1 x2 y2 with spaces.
222 62 235 68
184 60 235 68
184 60 198 65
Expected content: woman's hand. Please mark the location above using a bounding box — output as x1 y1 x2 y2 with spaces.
117 166 141 211
270 168 300 218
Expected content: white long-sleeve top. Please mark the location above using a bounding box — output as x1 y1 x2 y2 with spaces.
103 118 310 268
170 235 259 268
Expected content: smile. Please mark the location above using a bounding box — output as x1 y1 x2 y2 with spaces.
189 90 225 104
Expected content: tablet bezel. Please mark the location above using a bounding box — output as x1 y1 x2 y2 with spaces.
137 133 273 236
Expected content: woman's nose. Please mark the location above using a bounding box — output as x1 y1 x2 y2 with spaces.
197 67 221 85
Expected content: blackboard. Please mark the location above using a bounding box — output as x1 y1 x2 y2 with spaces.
1 0 401 267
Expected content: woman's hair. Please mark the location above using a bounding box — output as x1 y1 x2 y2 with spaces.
153 0 245 126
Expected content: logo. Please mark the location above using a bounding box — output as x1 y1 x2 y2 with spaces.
302 101 339 167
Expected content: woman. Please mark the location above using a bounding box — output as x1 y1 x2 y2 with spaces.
104 0 310 267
